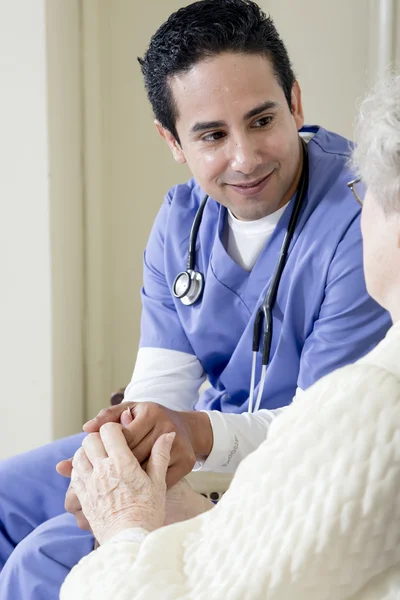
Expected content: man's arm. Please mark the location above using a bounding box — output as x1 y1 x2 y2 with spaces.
123 347 206 411
77 200 391 485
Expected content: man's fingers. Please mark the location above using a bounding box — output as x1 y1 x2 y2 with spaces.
99 422 139 462
147 432 176 487
121 416 152 453
120 407 134 427
56 458 73 478
128 429 155 464
83 403 135 433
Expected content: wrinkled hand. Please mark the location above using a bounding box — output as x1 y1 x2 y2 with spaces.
57 401 212 529
64 483 92 531
71 422 175 545
61 471 212 532
56 404 194 528
56 460 91 531
81 401 212 487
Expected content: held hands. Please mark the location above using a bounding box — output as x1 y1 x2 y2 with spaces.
56 402 213 531
58 402 212 487
70 422 175 544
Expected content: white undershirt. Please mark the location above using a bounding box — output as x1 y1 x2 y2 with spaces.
123 203 305 473
222 203 287 271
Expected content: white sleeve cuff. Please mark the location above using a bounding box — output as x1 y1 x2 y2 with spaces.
197 406 287 473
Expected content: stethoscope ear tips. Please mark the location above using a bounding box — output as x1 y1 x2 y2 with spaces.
173 270 204 306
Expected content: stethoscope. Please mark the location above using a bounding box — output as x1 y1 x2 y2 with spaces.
173 139 309 413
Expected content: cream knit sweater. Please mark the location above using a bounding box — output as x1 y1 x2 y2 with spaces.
61 322 400 600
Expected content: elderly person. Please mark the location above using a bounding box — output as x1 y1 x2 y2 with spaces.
60 75 400 600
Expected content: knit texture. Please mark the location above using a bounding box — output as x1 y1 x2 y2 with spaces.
61 323 400 600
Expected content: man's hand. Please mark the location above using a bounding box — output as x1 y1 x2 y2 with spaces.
164 479 213 526
83 402 213 487
57 401 214 528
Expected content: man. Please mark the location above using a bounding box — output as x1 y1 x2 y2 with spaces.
0 1 391 598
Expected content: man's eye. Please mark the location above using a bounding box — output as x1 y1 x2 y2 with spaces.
202 131 226 142
253 116 273 128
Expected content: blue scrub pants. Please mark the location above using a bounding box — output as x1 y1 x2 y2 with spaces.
0 433 94 599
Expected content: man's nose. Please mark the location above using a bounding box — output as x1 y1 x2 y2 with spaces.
228 135 263 175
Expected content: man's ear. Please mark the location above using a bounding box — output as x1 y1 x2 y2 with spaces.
291 81 305 131
154 121 186 164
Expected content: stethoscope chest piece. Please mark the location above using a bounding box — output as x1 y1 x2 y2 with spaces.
173 269 204 305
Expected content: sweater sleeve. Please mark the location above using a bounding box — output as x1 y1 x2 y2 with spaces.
61 359 400 600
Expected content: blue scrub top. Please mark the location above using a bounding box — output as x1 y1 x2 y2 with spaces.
139 126 391 413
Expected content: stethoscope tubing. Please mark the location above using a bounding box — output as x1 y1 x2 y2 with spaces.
173 138 309 413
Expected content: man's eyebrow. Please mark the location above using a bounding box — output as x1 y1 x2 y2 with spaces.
190 120 226 135
189 101 280 136
244 101 280 120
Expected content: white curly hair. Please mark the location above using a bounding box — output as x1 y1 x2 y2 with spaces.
351 74 400 213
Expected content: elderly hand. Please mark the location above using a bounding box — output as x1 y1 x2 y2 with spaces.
70 422 175 545
81 401 213 487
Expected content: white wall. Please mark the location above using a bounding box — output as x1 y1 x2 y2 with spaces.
263 0 370 139
263 0 399 138
0 0 83 458
0 0 52 458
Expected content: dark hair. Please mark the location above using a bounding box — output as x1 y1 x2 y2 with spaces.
138 0 295 141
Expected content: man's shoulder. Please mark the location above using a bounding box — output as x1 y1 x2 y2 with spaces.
304 125 353 159
165 178 205 210
302 126 359 228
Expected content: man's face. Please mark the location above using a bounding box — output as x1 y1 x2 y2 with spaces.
157 52 304 221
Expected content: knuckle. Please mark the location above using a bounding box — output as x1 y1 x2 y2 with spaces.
72 447 81 465
76 445 86 461
140 402 153 417
97 407 112 419
100 421 118 434
156 449 171 464
82 432 99 448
